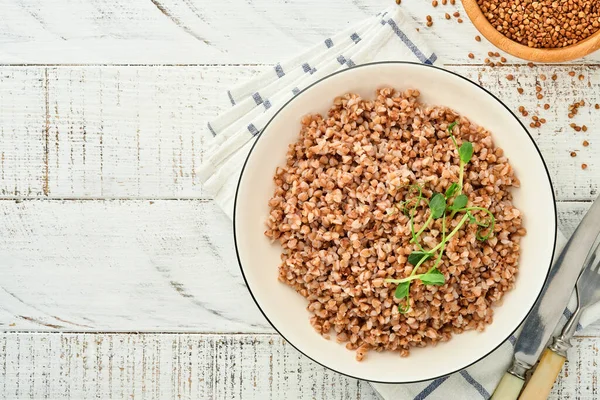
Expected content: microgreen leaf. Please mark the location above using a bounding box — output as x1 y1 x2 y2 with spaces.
429 193 446 219
419 269 446 286
447 121 458 133
449 194 468 211
459 142 473 164
395 281 411 314
395 281 410 299
445 183 460 199
408 251 433 266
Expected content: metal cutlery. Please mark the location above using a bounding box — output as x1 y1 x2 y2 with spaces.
491 194 600 400
519 234 600 399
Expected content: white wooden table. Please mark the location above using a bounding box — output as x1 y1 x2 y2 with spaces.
0 1 599 398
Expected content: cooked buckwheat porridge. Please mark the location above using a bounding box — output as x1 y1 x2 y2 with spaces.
264 88 525 360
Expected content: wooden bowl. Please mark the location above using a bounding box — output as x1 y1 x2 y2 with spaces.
462 0 600 62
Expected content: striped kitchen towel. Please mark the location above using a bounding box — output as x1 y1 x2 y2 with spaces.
199 5 600 400
197 5 436 216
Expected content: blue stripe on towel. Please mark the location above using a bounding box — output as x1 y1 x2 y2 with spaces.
252 92 263 105
460 370 490 399
302 63 316 74
413 376 449 400
227 90 236 106
207 122 217 137
385 18 437 65
247 123 259 136
274 63 285 78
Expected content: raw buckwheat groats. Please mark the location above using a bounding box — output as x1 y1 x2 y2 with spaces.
476 0 600 48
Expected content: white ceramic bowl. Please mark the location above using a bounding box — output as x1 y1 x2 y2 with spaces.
234 62 557 383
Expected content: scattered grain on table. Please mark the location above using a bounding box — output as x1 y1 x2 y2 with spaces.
583 140 590 147
475 35 481 42
582 164 588 170
571 151 578 157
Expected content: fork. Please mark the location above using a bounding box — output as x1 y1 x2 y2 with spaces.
520 233 600 400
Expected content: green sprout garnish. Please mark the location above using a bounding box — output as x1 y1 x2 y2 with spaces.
386 122 496 313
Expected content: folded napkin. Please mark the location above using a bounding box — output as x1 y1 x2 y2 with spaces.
199 6 600 399
198 6 436 217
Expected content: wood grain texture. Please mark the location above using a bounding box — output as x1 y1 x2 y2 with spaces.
461 0 600 62
0 332 597 399
0 199 597 335
1 0 600 65
0 199 271 332
0 65 598 201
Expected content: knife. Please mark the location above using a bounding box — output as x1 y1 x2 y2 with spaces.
519 233 600 399
491 195 600 400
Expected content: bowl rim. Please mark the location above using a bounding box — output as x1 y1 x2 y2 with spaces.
232 61 558 384
461 0 600 62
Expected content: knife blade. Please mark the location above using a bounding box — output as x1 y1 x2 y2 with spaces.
492 194 600 399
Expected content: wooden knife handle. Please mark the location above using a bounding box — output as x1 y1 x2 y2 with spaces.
491 372 525 400
519 348 566 400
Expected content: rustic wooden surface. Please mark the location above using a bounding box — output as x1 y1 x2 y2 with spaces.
0 0 600 398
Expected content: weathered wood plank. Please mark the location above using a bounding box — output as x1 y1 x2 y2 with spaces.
0 65 598 201
0 199 270 333
0 0 599 65
0 199 598 335
0 332 597 399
